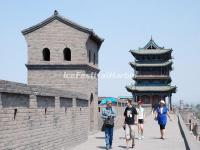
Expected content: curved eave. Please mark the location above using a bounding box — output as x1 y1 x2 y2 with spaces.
130 49 172 55
132 76 172 82
126 85 176 93
129 61 173 69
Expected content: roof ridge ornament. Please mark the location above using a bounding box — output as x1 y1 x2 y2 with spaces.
150 35 153 41
143 37 163 50
54 10 58 16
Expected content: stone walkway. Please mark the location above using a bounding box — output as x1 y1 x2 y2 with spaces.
71 114 186 150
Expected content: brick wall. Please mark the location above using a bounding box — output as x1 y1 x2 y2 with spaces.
0 80 89 150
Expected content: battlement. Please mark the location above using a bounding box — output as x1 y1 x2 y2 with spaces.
0 79 89 150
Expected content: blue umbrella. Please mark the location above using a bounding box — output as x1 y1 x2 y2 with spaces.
100 97 117 105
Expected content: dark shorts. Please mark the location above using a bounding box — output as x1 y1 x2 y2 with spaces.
159 124 166 130
138 119 144 124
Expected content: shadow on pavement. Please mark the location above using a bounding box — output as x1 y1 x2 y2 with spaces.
118 145 127 149
96 137 105 139
96 146 106 149
151 137 163 140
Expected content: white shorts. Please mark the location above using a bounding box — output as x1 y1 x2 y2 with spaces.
125 124 135 140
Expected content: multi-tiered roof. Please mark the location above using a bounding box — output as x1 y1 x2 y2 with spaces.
126 38 176 94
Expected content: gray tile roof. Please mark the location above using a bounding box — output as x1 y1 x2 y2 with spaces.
133 75 171 80
21 10 104 48
126 85 176 92
130 49 172 55
130 60 173 67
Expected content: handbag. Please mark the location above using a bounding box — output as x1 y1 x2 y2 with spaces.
104 116 114 128
101 122 105 131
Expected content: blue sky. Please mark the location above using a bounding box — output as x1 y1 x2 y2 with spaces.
0 0 200 104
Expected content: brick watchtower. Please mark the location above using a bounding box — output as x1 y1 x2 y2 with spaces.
22 10 104 131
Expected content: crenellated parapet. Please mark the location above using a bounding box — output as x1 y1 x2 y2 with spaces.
0 80 89 150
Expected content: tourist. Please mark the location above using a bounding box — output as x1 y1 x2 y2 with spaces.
101 100 117 150
136 100 145 140
124 99 138 149
154 100 172 140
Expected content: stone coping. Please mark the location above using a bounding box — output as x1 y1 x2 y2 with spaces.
0 80 88 100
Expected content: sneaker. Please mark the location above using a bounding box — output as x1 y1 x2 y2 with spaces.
106 145 109 150
132 140 135 148
161 137 165 140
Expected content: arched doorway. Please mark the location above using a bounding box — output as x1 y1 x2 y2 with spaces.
90 93 94 131
141 95 150 104
152 95 161 108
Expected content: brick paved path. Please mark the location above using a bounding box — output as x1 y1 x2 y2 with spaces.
71 114 186 150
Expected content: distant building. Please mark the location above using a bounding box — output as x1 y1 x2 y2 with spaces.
118 96 133 100
180 100 184 110
126 38 176 109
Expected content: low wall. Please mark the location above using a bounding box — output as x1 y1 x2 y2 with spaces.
179 110 200 140
178 113 200 150
0 80 89 150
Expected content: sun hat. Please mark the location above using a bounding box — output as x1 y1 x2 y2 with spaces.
160 100 165 104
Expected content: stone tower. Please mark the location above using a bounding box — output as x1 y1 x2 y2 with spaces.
22 10 104 131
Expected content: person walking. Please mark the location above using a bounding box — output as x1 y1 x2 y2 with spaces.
154 100 172 140
136 100 145 140
101 100 117 150
124 99 138 149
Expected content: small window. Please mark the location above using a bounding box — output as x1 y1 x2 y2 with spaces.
93 53 96 65
63 48 71 61
89 50 91 63
43 48 50 61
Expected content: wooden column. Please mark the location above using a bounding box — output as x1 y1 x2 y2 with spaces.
133 94 137 102
161 95 164 100
169 94 172 111
135 94 138 102
150 94 153 107
137 95 140 102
